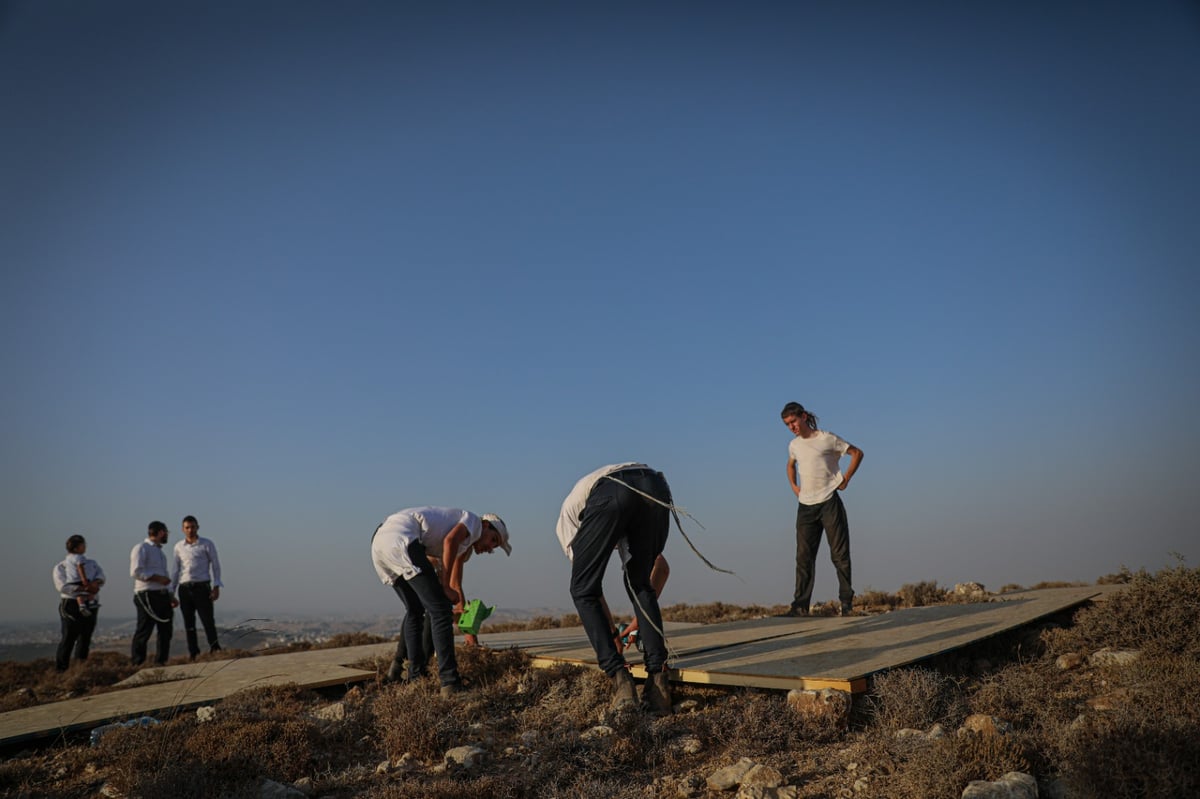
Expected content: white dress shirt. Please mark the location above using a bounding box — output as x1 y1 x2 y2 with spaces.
171 536 223 592
130 538 170 593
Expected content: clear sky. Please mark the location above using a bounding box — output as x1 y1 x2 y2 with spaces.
2 2 1197 624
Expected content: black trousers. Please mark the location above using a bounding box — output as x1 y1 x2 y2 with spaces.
393 614 434 666
391 540 459 686
793 491 854 609
178 581 220 657
56 599 97 671
570 468 671 675
131 590 174 666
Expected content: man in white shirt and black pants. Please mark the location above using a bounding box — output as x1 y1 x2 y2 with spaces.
172 514 223 660
130 520 178 666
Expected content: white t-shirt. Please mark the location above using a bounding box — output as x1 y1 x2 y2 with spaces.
788 430 851 505
556 462 643 562
371 506 482 584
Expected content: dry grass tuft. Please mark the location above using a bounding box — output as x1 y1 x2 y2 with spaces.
373 680 474 761
868 667 963 731
898 580 948 607
659 601 778 623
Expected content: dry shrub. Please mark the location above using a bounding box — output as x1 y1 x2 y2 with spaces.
868 667 962 731
456 644 530 687
704 691 832 753
998 583 1026 594
968 662 1075 734
477 620 528 633
373 680 474 761
97 683 327 797
899 581 947 607
0 651 140 711
1096 569 1132 585
660 602 778 623
1046 561 1200 659
517 665 611 733
322 631 389 648
864 731 1031 799
0 748 93 799
525 615 560 630
507 666 669 793
217 683 319 717
98 722 259 798
1029 580 1087 590
1051 653 1200 799
364 774 526 799
857 588 903 611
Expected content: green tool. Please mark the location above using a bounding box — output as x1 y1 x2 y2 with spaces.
457 598 494 635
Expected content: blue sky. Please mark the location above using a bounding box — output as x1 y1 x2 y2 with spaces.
2 2 1197 625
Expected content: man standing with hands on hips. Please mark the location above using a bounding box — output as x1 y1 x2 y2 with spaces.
172 514 223 660
130 521 178 666
781 401 864 618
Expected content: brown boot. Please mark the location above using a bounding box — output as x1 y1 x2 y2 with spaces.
642 671 673 716
611 668 637 711
383 659 405 685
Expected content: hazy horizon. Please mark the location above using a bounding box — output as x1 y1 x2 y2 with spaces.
3 2 1197 625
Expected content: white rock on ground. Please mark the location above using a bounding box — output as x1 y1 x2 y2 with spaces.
960 771 1038 799
443 745 487 769
707 758 758 791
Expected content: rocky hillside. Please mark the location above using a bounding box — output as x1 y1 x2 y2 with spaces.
1 564 1197 799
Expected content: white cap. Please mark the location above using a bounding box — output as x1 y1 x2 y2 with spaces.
482 513 511 555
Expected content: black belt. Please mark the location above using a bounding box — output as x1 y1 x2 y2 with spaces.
180 581 210 587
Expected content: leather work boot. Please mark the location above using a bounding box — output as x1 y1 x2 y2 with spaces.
642 671 673 716
440 681 468 699
611 669 638 711
383 659 405 685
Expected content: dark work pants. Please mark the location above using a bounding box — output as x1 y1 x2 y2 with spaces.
570 468 671 675
56 599 97 671
793 491 854 609
394 614 434 666
178 581 220 657
131 590 174 666
391 541 459 686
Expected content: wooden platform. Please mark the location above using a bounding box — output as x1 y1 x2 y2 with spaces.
0 586 1107 746
497 585 1109 692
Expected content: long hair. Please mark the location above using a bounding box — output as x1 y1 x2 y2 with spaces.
780 401 819 430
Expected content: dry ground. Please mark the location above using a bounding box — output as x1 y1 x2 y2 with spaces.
1 564 1197 799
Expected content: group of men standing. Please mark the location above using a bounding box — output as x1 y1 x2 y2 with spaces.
53 400 864 718
53 515 223 671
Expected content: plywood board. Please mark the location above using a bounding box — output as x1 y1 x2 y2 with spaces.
0 643 392 746
524 586 1108 691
